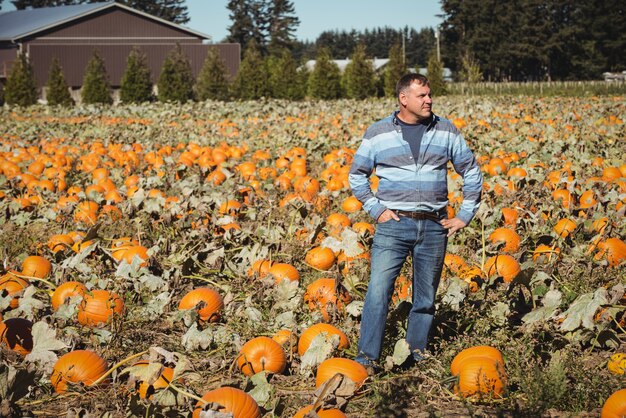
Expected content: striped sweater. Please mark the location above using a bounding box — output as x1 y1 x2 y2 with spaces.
349 111 483 224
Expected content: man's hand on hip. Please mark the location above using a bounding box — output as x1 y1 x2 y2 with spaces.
441 217 467 237
377 209 400 223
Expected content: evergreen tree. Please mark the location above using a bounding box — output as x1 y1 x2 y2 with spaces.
343 44 376 99
267 0 300 54
426 51 447 96
12 0 80 9
46 57 73 106
157 44 194 103
231 39 269 100
120 0 189 24
384 41 406 97
195 47 231 101
120 47 153 103
225 0 256 52
4 52 38 106
307 47 342 100
81 50 112 104
268 48 304 100
458 51 482 83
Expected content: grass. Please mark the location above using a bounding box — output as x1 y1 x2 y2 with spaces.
446 81 626 97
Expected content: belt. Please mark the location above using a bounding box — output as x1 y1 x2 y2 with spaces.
394 210 441 221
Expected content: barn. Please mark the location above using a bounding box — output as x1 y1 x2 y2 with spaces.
0 1 240 97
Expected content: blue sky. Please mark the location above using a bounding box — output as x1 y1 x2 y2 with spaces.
186 0 444 42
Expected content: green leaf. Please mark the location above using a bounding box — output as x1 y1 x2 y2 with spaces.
558 288 607 332
249 371 274 409
24 321 67 374
523 289 562 324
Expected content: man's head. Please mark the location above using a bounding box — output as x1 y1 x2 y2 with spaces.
396 74 432 123
395 73 430 100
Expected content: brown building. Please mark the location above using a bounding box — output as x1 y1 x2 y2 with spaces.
0 1 239 95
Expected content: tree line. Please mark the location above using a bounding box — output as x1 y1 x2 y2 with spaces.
0 40 451 106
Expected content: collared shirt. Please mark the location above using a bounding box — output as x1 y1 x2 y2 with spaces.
348 110 483 224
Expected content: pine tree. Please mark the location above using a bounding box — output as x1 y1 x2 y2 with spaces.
343 44 376 99
120 47 153 103
4 52 38 106
307 48 342 99
121 0 189 24
195 47 230 101
426 51 447 96
267 0 300 55
384 42 406 97
81 50 112 105
268 48 304 100
46 57 73 106
157 44 194 103
231 39 269 100
226 0 256 51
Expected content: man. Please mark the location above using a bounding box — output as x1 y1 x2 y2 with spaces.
348 73 483 370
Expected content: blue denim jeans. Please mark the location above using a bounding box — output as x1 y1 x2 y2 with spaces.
355 215 447 365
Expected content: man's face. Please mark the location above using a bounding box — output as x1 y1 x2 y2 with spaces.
399 81 433 121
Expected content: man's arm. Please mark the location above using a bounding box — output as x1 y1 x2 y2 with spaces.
449 133 484 227
348 139 387 221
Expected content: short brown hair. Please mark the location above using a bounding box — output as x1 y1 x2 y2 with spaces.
395 73 430 98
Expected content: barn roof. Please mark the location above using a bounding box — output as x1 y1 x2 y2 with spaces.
0 1 210 42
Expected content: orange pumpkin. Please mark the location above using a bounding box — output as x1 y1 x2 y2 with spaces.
193 387 261 418
484 255 520 282
268 263 300 283
553 218 576 238
488 228 521 253
303 278 352 321
247 259 274 278
602 388 626 418
50 350 108 393
21 255 52 278
304 246 336 271
453 356 506 399
298 323 349 356
271 329 298 353
51 281 87 311
132 360 178 399
293 405 347 418
450 345 504 376
594 238 626 267
315 357 368 388
178 287 224 323
236 336 287 376
77 289 125 326
532 244 561 264
0 272 29 309
341 196 362 213
0 317 33 356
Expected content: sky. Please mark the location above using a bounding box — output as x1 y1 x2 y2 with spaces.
186 0 444 43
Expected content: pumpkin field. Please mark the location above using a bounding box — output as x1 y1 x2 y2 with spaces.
0 94 624 417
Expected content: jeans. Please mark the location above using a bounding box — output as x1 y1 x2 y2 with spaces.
355 215 447 365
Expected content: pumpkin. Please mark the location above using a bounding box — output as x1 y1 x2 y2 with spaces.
488 228 521 253
219 200 242 216
444 253 468 274
272 329 298 353
304 246 336 271
578 190 597 209
553 218 576 238
532 244 561 264
21 255 52 278
501 207 519 227
50 350 108 393
247 259 274 278
450 345 504 376
47 234 75 253
236 336 287 376
178 287 224 323
341 196 362 213
552 189 573 209
607 353 626 375
351 221 375 236
0 317 33 356
77 289 125 326
326 213 351 236
111 245 149 267
303 278 352 321
51 281 87 311
0 272 29 309
315 357 368 388
132 360 178 399
268 263 300 283
193 387 261 418
293 405 347 418
298 323 349 356
601 388 626 418
484 254 521 282
594 238 626 267
453 356 506 399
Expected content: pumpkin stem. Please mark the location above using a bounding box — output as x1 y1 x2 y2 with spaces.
89 349 149 387
168 382 206 403
11 272 57 289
